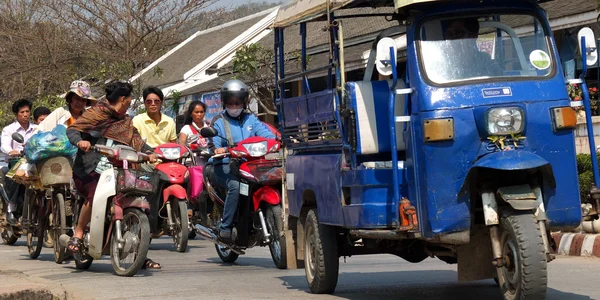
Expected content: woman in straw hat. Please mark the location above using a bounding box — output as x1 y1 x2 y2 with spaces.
37 80 97 132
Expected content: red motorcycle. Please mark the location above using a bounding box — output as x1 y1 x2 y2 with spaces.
149 143 190 252
194 127 287 269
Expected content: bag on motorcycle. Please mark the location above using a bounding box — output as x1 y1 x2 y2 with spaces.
6 157 38 183
25 125 77 162
188 165 203 200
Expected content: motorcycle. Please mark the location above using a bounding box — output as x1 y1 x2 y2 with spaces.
148 143 190 252
0 133 28 245
60 144 156 276
193 127 287 269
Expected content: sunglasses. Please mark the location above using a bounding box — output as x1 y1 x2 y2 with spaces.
145 99 161 105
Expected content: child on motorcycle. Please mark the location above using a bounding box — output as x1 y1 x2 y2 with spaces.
208 79 275 243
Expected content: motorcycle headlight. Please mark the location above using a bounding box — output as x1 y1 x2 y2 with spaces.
160 147 181 160
486 107 524 135
118 149 140 162
242 141 268 157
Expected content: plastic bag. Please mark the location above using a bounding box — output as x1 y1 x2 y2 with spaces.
5 157 38 182
25 125 77 162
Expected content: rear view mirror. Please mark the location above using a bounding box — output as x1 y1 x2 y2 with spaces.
11 133 24 144
375 37 397 76
200 127 218 138
578 27 598 66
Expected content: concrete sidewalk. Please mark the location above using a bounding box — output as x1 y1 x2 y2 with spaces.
552 232 600 258
0 269 69 300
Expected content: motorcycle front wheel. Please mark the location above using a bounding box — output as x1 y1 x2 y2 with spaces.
265 205 287 269
26 192 44 259
110 208 150 277
171 200 189 253
52 192 67 264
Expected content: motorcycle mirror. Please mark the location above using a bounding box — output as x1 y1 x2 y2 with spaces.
200 127 218 138
578 27 597 66
11 133 24 144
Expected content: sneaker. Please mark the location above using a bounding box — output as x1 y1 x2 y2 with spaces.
5 212 17 225
218 229 232 244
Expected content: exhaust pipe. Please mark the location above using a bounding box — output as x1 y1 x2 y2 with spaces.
193 224 244 255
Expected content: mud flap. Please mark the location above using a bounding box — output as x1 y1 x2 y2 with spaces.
457 225 496 281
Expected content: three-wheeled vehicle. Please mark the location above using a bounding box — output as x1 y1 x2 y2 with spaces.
273 0 593 299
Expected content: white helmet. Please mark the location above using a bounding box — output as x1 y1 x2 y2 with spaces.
220 79 249 109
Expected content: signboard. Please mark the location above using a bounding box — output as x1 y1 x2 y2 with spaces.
201 91 223 123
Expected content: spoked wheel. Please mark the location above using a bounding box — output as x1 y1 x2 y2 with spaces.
52 192 67 264
304 209 339 294
171 200 189 253
213 206 239 263
110 208 150 277
265 204 287 269
1 229 18 245
496 212 547 300
26 192 44 259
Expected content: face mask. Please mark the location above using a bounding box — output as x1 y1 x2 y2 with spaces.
226 108 243 118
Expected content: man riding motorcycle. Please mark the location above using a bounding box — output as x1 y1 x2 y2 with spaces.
208 79 275 243
1 99 37 225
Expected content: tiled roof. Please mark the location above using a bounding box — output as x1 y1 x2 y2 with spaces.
137 12 273 88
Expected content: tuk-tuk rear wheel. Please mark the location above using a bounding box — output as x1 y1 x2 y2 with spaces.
497 212 547 300
304 209 338 294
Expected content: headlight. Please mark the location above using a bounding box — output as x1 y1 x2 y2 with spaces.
118 149 139 161
160 147 181 160
486 107 524 135
242 141 268 157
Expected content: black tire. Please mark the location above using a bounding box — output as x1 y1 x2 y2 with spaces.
52 192 67 264
304 209 339 294
1 229 18 245
496 212 547 300
110 208 150 277
265 205 287 269
215 244 239 263
75 254 94 270
172 200 189 252
213 206 239 263
27 193 44 259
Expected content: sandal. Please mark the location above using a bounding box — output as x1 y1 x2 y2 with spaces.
142 258 161 270
67 237 83 260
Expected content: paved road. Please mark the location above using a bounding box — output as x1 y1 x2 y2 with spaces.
1 237 599 300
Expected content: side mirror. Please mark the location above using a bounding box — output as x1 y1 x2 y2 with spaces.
11 133 24 144
375 37 397 76
200 127 218 138
578 27 598 66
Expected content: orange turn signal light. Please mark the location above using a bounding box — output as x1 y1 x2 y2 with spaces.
551 107 577 131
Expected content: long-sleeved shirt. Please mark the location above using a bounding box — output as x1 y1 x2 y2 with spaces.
1 121 37 155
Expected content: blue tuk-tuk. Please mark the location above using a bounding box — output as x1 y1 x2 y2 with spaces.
273 0 598 298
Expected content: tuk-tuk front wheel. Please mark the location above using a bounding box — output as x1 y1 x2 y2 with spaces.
497 212 547 300
304 209 339 294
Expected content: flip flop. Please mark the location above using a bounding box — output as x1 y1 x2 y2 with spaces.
142 258 161 269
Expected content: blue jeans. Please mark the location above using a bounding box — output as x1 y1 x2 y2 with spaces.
213 163 240 231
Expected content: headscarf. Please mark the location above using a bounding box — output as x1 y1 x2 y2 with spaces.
68 101 146 152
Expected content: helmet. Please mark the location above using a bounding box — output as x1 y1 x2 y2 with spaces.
220 79 249 109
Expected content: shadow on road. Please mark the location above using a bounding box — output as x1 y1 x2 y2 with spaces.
277 270 592 300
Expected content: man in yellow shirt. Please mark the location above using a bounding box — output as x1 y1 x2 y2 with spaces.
132 86 177 147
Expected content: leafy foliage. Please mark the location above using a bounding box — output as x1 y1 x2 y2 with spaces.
232 43 305 115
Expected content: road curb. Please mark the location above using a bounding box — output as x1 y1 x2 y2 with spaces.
0 269 69 300
551 232 600 258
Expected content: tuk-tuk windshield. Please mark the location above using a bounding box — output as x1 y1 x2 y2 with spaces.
418 14 554 85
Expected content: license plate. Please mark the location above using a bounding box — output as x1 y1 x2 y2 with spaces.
240 183 249 196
